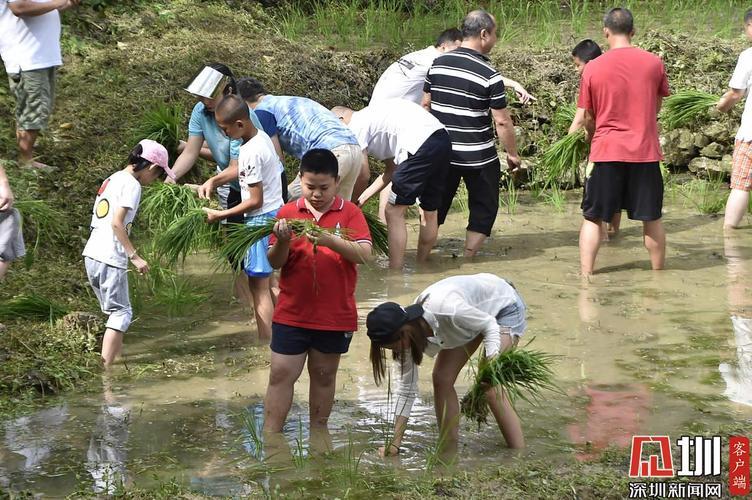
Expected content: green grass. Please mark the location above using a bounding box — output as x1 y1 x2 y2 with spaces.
14 199 69 267
154 208 222 266
131 102 185 161
139 182 205 231
535 129 588 189
0 294 69 322
272 0 748 50
152 275 208 317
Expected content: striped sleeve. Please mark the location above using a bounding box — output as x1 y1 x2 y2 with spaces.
488 73 507 110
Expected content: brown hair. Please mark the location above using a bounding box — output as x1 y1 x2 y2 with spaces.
370 319 430 386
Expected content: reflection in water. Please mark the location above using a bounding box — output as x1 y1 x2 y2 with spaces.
571 284 651 460
86 382 130 494
0 405 68 489
721 235 752 407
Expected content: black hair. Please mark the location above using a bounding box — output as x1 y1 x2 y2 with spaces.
571 39 602 63
236 77 268 103
300 148 338 178
603 7 634 35
435 27 462 47
745 8 752 24
370 318 428 386
128 144 153 172
461 9 495 39
207 62 237 95
215 94 251 123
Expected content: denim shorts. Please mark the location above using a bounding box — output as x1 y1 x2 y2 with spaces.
243 209 279 278
496 292 527 337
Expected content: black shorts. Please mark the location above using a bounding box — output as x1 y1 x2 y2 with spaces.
391 129 451 211
438 161 500 236
270 322 353 355
227 188 244 225
581 162 663 222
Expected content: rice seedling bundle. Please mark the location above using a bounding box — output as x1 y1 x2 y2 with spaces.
552 103 577 134
132 102 184 159
362 209 388 256
661 90 717 130
216 219 327 272
536 128 588 189
460 347 559 427
0 294 68 321
155 208 222 266
140 182 204 230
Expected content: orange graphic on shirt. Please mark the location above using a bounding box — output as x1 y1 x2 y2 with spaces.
96 199 110 218
97 178 110 195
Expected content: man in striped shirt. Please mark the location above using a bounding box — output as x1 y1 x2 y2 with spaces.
423 9 521 257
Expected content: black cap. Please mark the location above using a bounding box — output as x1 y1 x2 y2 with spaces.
366 302 424 346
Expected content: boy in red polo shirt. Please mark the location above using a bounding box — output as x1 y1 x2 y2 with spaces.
264 149 372 433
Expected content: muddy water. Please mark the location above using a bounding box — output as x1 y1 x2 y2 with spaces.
1 197 751 496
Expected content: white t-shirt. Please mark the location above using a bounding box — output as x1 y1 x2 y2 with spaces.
370 46 440 105
0 0 62 73
730 47 752 141
238 130 284 217
348 98 444 165
82 171 142 269
392 273 525 418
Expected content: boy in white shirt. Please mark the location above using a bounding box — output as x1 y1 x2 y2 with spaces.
333 100 451 269
82 139 175 367
716 8 752 229
203 95 284 341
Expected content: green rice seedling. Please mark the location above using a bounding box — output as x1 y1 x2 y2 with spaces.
239 410 264 461
152 276 208 317
0 294 68 322
677 174 729 215
459 346 559 427
216 219 341 273
552 103 577 135
140 182 204 231
362 209 388 256
661 90 717 130
154 208 222 266
131 102 184 159
536 129 588 189
291 418 307 469
451 181 470 216
543 186 567 213
500 172 519 215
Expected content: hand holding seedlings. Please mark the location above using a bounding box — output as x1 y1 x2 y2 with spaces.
202 207 222 224
197 179 214 199
130 254 150 275
273 218 293 242
305 227 336 248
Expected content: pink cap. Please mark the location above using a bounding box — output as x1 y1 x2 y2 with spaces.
138 139 175 180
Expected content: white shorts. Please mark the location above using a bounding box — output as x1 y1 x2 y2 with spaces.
0 208 25 262
84 257 132 332
287 143 363 202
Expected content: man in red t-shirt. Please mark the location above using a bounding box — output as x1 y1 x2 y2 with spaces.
576 7 670 276
264 149 372 434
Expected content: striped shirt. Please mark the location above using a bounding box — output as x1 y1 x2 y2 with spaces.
423 47 507 170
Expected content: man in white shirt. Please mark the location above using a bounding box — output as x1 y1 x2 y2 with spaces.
0 0 78 167
333 99 450 269
716 8 752 229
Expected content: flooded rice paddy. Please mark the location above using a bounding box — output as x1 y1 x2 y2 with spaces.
1 197 751 496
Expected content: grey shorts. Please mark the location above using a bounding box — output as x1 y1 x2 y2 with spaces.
0 209 26 262
287 143 362 202
496 292 527 337
8 67 57 131
84 257 132 332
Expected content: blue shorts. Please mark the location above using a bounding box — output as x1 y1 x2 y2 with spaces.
271 323 353 355
496 292 527 337
243 209 279 278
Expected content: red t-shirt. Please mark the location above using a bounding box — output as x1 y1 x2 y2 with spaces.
269 196 372 332
577 46 670 163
